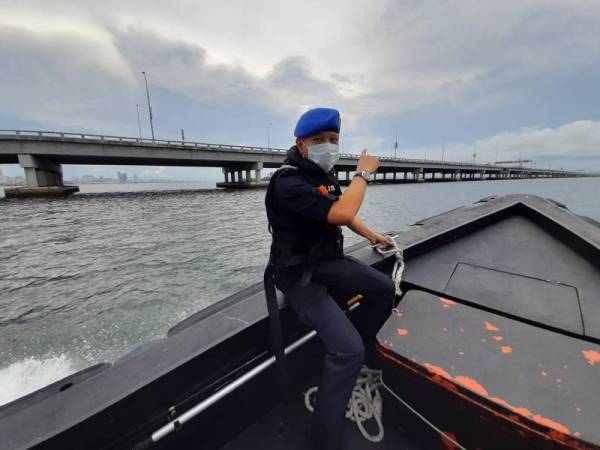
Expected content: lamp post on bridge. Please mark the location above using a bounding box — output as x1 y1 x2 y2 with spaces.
135 104 142 139
442 136 445 161
267 123 272 149
142 71 155 142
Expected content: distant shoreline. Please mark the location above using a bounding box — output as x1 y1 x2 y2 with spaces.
0 181 200 186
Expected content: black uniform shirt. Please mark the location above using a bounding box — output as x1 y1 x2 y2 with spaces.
271 169 338 241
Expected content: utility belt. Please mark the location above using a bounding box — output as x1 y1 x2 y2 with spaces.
269 228 344 291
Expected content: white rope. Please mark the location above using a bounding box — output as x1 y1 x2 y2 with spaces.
304 366 384 442
372 235 405 316
388 238 404 298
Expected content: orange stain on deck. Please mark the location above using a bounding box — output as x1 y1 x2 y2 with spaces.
490 394 572 436
492 336 503 342
532 415 570 435
424 363 452 379
420 359 572 437
484 321 500 332
512 406 534 417
501 346 512 354
454 376 488 397
377 347 577 440
397 328 409 336
490 396 512 410
490 397 532 419
440 297 456 308
582 349 600 366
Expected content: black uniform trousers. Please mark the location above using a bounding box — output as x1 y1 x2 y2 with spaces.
284 256 395 450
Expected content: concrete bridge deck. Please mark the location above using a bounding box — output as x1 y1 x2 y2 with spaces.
0 129 592 197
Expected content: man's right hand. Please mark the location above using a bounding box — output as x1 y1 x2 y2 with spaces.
356 149 380 174
328 149 376 226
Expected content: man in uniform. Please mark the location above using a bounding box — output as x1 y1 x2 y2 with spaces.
265 107 395 449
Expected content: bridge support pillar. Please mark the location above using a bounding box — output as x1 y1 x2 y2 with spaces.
4 155 79 198
412 168 423 182
218 162 265 189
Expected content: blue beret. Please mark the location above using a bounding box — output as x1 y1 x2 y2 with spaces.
294 107 341 138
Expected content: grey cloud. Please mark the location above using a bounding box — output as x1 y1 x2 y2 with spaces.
269 57 331 93
0 23 138 133
1 1 600 171
111 27 257 103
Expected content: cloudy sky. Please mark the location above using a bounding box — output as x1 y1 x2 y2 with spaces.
1 0 599 180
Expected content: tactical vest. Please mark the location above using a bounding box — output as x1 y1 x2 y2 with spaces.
265 147 344 291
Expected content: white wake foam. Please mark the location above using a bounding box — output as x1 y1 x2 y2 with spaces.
0 354 77 407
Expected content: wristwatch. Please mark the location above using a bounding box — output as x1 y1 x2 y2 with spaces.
354 170 372 183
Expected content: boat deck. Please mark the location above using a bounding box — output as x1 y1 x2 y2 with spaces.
221 376 422 450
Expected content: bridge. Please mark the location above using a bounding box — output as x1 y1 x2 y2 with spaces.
0 129 591 198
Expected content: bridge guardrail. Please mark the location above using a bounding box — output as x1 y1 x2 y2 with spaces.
0 129 579 175
0 129 291 155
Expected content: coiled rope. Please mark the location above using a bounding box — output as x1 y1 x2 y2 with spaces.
304 366 385 442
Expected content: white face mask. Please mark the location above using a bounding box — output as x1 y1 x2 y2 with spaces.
305 142 340 173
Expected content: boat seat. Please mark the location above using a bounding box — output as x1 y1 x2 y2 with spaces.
376 289 600 446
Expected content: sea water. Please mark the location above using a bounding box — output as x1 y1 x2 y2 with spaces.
1 177 599 406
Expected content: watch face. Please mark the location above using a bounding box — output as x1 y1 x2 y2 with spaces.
362 171 371 181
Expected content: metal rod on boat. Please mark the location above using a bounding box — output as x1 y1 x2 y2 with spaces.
150 329 317 443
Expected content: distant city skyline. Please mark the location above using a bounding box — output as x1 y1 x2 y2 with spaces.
1 0 600 180
66 172 185 184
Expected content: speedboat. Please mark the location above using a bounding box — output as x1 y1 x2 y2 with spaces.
1 194 598 450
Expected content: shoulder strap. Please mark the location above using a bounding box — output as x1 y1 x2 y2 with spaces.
263 263 291 431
